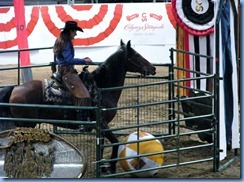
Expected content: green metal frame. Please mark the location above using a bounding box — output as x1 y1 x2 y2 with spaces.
0 41 239 177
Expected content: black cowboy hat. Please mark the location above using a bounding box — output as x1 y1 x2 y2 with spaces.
61 21 83 32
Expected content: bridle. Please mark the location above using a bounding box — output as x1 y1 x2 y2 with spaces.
123 46 147 76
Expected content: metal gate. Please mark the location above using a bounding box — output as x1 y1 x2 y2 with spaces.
0 47 239 178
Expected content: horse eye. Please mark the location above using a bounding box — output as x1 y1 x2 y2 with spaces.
134 53 137 56
135 53 140 57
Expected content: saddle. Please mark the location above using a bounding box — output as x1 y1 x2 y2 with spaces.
44 66 98 105
42 79 71 104
62 73 90 99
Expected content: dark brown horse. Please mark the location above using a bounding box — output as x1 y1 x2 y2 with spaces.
0 40 156 173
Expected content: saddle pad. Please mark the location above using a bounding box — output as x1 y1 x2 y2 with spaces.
43 79 65 104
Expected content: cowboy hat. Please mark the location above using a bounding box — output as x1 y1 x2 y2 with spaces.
61 21 83 32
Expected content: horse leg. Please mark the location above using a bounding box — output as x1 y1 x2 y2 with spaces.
76 97 94 131
103 130 119 174
99 137 108 173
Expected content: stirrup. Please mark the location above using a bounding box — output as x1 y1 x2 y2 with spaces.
52 72 62 84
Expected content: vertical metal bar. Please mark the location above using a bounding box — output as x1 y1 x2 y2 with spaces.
95 88 102 178
136 86 140 134
214 0 225 172
176 79 181 166
168 48 175 135
136 86 140 170
214 19 220 174
52 53 57 134
213 74 219 172
17 50 20 85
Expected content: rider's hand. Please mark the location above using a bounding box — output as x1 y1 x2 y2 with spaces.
84 57 94 64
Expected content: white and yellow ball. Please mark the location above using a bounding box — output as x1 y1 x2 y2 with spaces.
118 131 164 177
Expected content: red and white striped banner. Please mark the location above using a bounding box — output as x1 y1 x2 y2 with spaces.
0 3 176 64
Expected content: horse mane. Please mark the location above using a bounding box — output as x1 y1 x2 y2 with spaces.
79 43 130 106
92 45 127 88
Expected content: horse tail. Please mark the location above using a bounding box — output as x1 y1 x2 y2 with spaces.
0 86 16 131
0 86 14 114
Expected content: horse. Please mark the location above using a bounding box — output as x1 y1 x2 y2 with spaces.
0 40 156 174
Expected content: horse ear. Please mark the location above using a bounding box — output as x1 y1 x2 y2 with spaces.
120 39 125 46
127 40 131 49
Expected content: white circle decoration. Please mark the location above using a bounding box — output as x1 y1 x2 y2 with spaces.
172 0 215 36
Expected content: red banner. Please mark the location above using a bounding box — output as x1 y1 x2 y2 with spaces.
14 0 30 66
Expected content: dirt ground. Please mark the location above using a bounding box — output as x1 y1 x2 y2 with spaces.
156 137 240 179
0 65 241 179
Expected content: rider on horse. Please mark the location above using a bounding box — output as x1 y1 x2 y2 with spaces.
53 21 93 122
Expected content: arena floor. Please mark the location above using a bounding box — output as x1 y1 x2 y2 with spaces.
0 65 240 179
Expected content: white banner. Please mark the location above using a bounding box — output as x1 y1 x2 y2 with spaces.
0 3 176 64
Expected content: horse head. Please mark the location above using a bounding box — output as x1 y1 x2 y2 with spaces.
121 40 156 76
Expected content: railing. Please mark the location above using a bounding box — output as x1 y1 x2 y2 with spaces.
96 72 216 177
0 46 236 178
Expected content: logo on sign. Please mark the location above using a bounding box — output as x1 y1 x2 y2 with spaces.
0 127 86 178
124 12 164 35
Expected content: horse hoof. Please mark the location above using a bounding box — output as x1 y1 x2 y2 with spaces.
101 165 111 174
101 165 115 174
227 142 232 151
78 125 93 133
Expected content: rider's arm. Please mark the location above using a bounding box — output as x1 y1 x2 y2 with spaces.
61 41 86 65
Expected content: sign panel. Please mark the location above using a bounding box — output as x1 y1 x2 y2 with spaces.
0 3 176 64
0 128 87 178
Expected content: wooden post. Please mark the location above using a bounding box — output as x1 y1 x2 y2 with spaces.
176 25 186 96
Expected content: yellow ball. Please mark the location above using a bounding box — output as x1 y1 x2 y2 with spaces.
118 131 164 177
